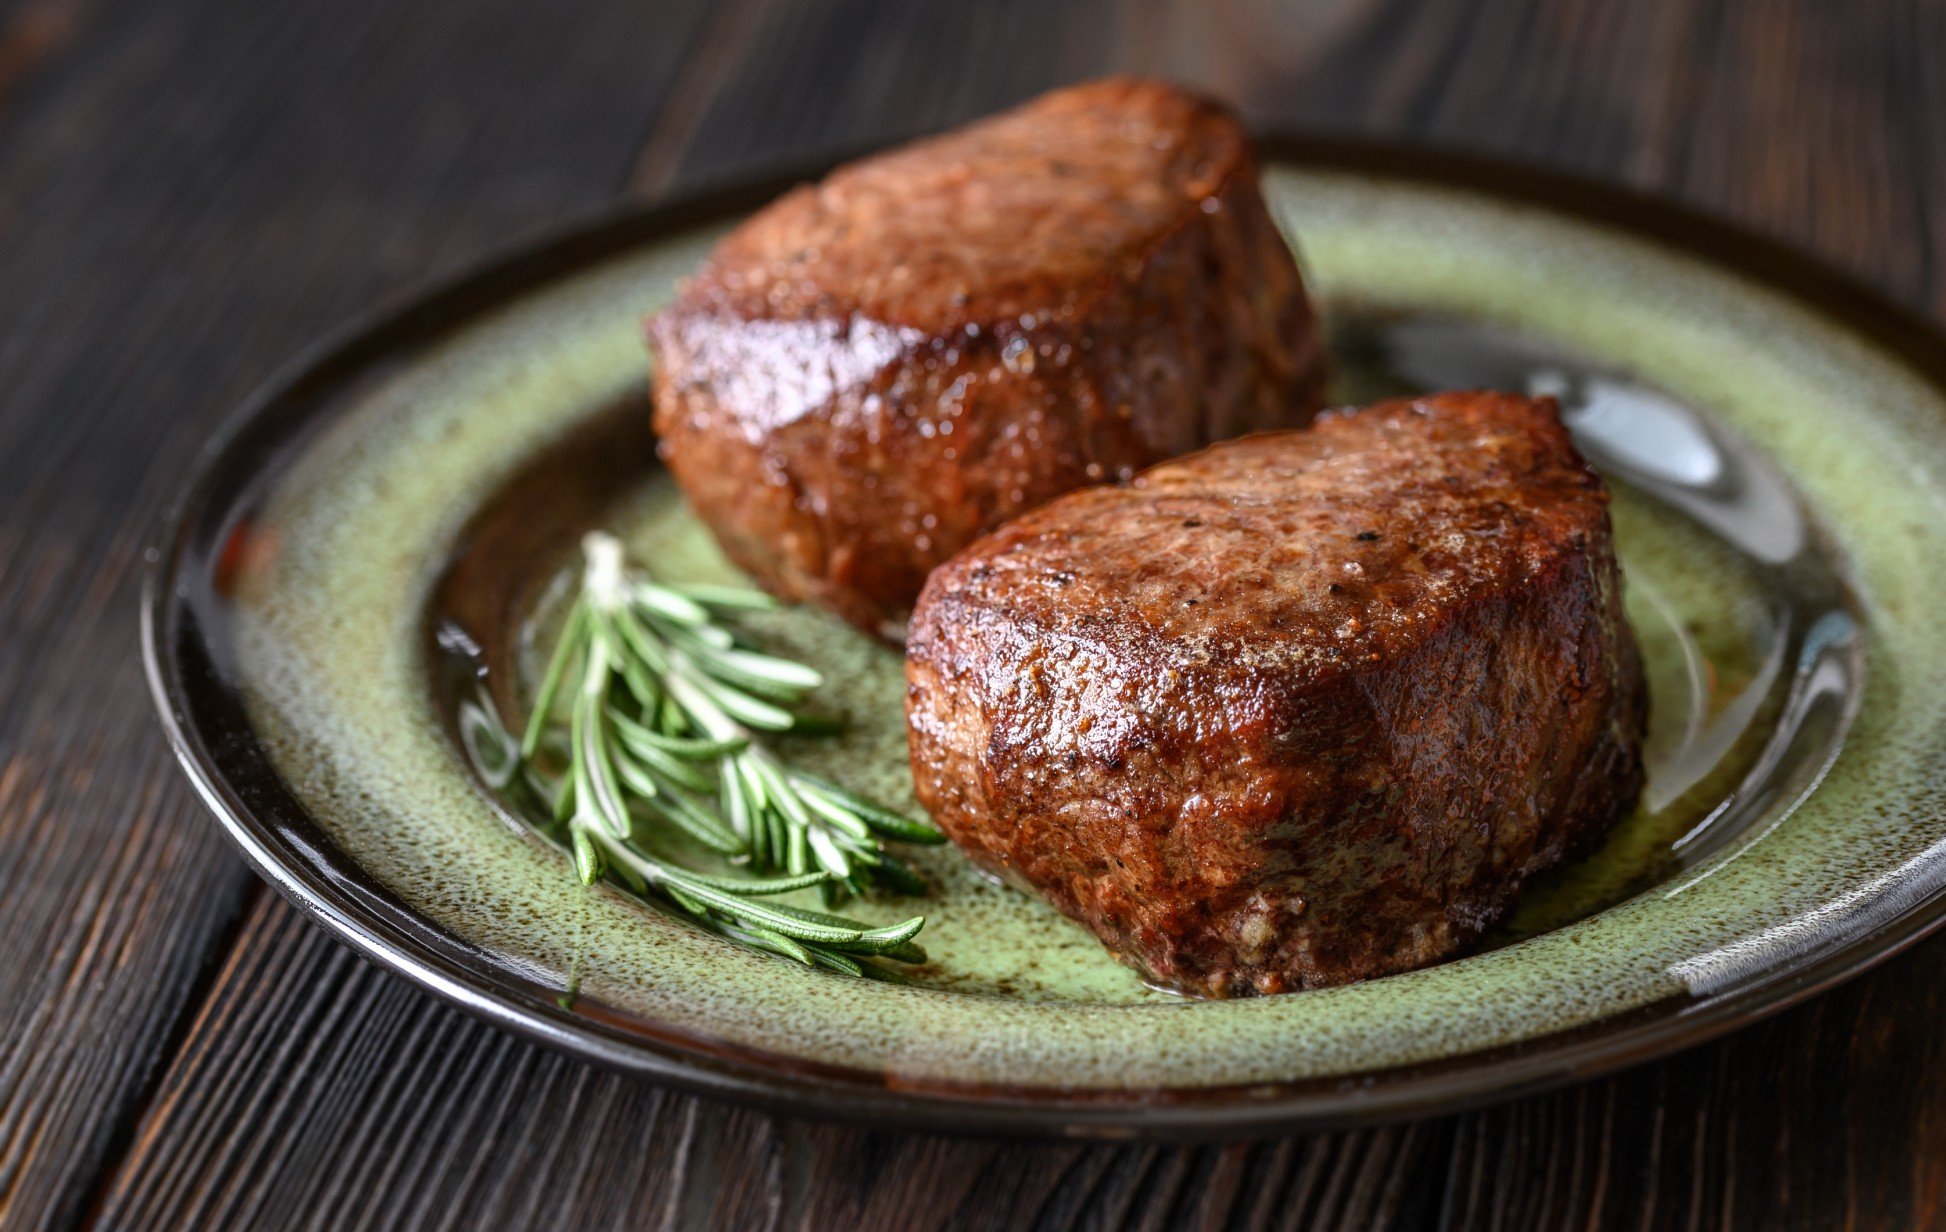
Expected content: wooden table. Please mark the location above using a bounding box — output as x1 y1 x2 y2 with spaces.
5 1 1943 1227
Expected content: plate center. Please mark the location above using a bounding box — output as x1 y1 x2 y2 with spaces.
427 303 1866 1001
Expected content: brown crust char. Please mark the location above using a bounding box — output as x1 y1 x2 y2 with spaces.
904 392 1649 997
647 78 1327 642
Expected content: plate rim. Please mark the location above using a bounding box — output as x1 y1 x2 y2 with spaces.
142 133 1946 1139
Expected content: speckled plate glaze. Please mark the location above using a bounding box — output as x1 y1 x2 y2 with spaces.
145 139 1946 1137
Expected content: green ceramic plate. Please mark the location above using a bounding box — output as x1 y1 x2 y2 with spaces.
145 139 1946 1137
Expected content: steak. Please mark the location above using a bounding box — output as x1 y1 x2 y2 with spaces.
647 77 1327 643
905 392 1647 997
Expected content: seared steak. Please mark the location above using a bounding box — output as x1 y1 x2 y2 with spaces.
647 78 1327 643
905 392 1647 996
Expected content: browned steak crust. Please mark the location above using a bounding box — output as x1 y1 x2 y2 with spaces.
904 392 1648 997
647 77 1327 642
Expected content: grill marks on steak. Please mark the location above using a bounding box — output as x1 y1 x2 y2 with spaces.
904 392 1648 997
647 77 1327 642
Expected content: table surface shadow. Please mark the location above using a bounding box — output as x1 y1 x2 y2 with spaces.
1 1 1943 1229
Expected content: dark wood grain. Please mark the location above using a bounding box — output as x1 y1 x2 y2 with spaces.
0 0 719 1225
0 1 1939 1229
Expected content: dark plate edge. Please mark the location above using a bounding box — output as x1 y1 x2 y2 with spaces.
140 134 1946 1140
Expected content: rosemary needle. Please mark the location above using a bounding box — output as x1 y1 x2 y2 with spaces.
515 532 946 977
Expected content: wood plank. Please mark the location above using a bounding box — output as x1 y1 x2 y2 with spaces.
0 0 718 1226
40 0 1946 1228
1438 944 1946 1230
89 896 708 1230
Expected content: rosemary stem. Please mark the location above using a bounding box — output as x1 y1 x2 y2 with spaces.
511 530 941 978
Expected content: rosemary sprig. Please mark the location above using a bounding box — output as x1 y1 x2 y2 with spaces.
515 532 944 977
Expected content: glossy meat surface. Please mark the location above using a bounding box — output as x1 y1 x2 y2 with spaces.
647 77 1327 641
905 392 1648 996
